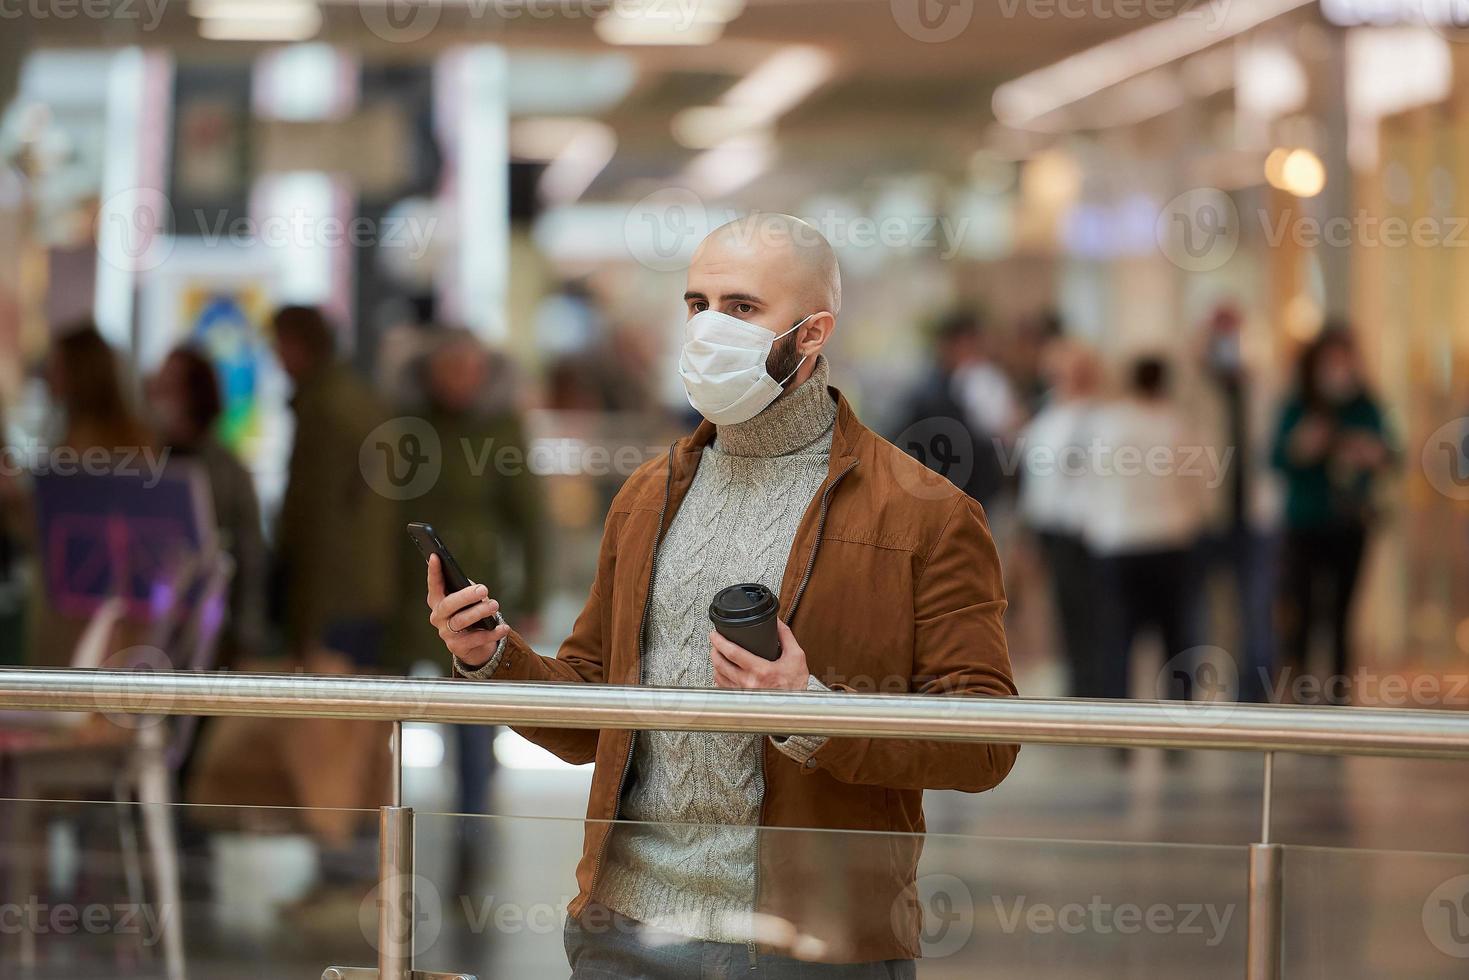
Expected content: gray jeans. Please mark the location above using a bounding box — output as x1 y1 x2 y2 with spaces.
564 905 917 980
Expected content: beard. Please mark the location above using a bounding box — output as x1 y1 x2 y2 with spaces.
764 327 804 388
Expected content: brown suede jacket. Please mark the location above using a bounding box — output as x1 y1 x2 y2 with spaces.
472 388 1019 963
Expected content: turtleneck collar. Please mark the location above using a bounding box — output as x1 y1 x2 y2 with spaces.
713 355 837 458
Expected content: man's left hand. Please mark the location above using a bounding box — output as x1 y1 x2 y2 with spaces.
710 619 810 691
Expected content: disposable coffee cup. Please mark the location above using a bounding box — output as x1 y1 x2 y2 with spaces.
709 583 782 662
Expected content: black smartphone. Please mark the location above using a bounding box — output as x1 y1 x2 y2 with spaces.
407 522 503 632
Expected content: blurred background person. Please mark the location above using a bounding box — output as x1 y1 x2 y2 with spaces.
1010 310 1066 417
1019 338 1101 697
31 322 155 667
1083 356 1207 710
1271 327 1395 706
147 345 268 669
271 304 397 671
45 322 152 461
1195 304 1282 704
893 308 1012 512
391 328 545 869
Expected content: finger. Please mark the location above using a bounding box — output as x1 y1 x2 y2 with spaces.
710 642 742 681
448 599 501 633
709 630 762 671
426 554 445 608
710 652 741 688
774 619 797 656
445 621 510 655
432 583 489 627
711 641 767 689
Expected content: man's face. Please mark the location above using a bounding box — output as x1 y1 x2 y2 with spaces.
685 233 815 380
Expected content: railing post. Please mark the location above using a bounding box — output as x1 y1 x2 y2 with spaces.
1246 752 1282 980
378 804 415 980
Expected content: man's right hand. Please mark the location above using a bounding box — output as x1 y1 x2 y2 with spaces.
427 554 511 668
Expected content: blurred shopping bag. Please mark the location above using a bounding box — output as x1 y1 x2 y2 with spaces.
186 648 390 844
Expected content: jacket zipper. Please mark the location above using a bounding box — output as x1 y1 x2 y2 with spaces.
748 457 858 970
587 445 676 905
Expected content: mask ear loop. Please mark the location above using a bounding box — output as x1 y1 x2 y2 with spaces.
774 313 817 387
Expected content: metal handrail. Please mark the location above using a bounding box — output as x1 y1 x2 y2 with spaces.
0 667 1467 759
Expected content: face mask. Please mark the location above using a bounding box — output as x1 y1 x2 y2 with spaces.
679 310 813 425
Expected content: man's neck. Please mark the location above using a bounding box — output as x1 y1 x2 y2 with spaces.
714 355 836 459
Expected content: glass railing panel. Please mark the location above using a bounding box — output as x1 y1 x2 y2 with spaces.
1283 843 1469 979
0 798 377 979
412 811 1252 979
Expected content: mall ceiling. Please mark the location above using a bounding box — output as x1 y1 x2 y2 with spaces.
17 0 1165 86
8 0 1235 202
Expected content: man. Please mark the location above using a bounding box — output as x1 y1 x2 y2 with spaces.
273 304 397 667
428 215 1018 975
893 308 1014 509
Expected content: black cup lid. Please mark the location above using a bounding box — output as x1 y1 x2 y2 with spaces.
709 583 778 625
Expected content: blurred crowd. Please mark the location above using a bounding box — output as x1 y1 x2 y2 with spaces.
892 305 1396 712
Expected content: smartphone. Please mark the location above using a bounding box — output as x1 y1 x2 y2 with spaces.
407 522 503 632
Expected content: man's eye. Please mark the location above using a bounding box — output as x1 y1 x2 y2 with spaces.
735 303 753 315
692 301 708 312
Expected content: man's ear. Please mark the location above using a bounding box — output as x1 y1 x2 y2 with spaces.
797 312 836 355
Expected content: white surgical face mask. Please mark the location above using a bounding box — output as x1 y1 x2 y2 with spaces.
679 309 813 425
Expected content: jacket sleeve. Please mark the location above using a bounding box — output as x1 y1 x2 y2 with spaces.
451 506 625 766
803 494 1020 792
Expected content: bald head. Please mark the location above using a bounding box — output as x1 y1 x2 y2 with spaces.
693 213 841 316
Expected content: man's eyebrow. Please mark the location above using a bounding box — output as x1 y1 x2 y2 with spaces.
682 290 765 306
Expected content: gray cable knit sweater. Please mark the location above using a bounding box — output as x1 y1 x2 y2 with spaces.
594 357 838 943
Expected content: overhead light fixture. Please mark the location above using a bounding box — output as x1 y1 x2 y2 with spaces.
672 105 766 150
683 133 774 198
595 0 744 46
512 117 619 205
671 45 835 148
992 0 1317 129
195 0 321 42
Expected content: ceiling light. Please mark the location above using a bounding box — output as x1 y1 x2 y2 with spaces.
683 133 773 198
196 0 321 41
671 105 766 149
595 0 744 46
669 45 834 148
993 0 1317 128
721 45 833 118
512 118 619 204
